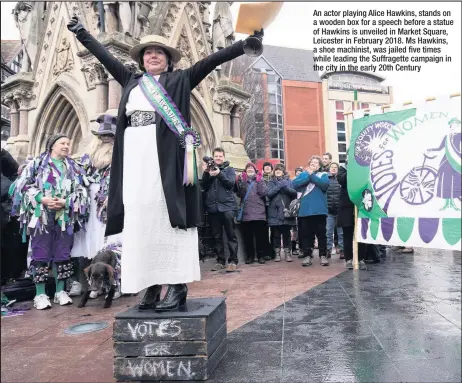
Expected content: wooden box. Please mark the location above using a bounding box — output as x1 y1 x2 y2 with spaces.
113 297 227 381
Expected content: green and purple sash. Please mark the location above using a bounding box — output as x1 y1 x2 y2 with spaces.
138 73 201 185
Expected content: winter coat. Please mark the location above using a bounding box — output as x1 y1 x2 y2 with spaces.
0 149 19 180
75 29 245 235
326 174 341 215
266 176 297 226
202 161 237 213
292 170 330 217
1 150 18 228
262 173 272 207
336 166 355 228
236 174 267 222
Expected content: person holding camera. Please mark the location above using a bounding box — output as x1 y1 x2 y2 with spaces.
67 15 263 310
202 148 239 272
266 163 297 262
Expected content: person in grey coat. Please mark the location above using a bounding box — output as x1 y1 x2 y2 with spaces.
267 164 297 262
236 163 268 264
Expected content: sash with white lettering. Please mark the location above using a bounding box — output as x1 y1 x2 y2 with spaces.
138 73 201 186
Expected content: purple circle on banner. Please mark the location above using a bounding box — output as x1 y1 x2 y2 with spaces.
418 218 439 243
381 217 395 242
361 218 369 239
354 120 395 166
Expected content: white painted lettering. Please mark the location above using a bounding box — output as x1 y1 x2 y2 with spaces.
166 361 174 377
178 361 195 378
126 360 143 377
127 322 139 340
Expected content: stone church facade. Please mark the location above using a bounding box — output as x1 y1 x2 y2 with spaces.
1 1 250 169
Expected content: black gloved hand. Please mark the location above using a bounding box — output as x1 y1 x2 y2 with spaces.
251 28 264 42
67 15 85 34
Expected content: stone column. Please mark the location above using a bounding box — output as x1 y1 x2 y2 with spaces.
13 90 34 136
6 100 19 137
107 75 122 110
18 108 29 135
230 107 240 138
94 64 108 114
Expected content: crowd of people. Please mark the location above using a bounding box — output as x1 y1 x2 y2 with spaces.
200 149 374 272
1 139 397 311
1 17 407 313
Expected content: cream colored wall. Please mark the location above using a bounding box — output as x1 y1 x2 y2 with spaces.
322 81 393 163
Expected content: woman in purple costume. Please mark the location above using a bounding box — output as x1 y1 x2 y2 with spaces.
428 118 461 211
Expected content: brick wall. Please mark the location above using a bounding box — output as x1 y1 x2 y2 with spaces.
283 81 324 172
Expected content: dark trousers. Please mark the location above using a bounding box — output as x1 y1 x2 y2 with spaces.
1 219 29 284
271 225 291 249
208 211 239 265
240 220 268 262
342 225 355 261
298 215 327 257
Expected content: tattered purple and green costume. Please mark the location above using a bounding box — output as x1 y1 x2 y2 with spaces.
9 153 90 282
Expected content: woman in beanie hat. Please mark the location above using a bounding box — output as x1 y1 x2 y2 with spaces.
267 164 297 262
9 134 90 310
67 15 264 311
236 162 268 264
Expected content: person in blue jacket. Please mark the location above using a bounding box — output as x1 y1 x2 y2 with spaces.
292 155 330 267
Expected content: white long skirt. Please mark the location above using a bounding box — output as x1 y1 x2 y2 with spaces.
71 183 123 259
71 183 106 259
121 124 201 293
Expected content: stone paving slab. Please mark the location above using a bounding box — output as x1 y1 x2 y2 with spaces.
1 254 345 382
1 249 460 382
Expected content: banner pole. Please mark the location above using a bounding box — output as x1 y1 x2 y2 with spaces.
351 90 359 270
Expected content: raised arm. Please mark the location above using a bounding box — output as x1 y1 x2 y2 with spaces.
184 40 244 90
185 29 264 90
68 16 132 88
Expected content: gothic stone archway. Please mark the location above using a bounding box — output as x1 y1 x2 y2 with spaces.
190 91 216 164
31 81 88 156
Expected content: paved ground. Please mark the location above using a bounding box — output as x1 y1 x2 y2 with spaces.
1 248 461 382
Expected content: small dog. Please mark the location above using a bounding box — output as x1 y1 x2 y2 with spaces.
78 249 118 309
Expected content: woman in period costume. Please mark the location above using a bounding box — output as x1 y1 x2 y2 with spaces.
70 114 122 299
429 117 461 211
67 15 264 311
9 134 90 310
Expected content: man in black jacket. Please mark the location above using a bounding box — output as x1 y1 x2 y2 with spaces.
326 162 344 259
201 148 239 272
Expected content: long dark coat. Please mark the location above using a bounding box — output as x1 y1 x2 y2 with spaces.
76 30 245 236
336 166 355 228
266 176 297 226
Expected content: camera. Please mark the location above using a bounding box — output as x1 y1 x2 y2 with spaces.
203 156 218 171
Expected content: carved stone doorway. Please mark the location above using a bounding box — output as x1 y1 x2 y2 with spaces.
190 93 216 167
31 82 88 156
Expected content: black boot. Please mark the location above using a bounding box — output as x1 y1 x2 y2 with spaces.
138 285 162 310
155 284 188 312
